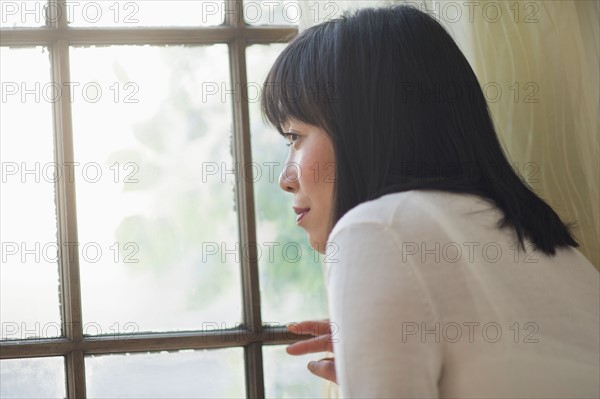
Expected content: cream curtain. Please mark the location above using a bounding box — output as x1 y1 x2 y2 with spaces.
298 1 599 397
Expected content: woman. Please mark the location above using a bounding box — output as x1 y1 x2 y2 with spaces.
261 5 599 398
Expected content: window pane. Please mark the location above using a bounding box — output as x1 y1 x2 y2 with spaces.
0 356 66 398
70 45 241 334
244 0 300 25
68 0 224 27
263 345 332 398
0 46 62 340
0 0 48 28
246 44 328 324
85 348 245 398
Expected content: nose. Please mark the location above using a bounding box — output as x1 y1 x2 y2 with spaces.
279 162 299 194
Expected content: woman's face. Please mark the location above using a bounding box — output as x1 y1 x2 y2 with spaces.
278 119 335 254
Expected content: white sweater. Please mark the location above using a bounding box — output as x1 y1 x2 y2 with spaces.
323 190 599 398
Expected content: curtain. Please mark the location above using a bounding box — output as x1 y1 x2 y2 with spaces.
298 1 599 396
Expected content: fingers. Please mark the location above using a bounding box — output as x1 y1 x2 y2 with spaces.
285 319 337 385
287 319 332 336
307 358 337 384
286 333 334 355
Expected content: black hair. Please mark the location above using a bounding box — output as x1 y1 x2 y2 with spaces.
261 4 578 256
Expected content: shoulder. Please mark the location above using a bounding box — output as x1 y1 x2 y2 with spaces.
328 189 498 242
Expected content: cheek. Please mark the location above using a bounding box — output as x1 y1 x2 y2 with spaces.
313 145 335 192
297 154 332 192
306 159 335 205
296 133 335 201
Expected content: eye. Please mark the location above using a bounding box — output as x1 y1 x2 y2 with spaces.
283 132 300 147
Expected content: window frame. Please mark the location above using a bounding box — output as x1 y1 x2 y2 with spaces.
0 1 302 397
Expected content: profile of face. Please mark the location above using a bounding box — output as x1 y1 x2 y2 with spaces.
278 119 336 254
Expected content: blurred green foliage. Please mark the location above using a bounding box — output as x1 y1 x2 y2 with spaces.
111 44 328 326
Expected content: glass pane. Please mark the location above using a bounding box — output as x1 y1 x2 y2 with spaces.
263 345 333 398
0 46 62 340
0 356 66 398
0 0 48 28
244 0 300 25
246 44 328 324
85 348 245 398
68 0 224 27
70 45 241 334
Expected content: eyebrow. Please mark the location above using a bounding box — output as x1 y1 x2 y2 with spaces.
280 120 291 133
281 119 304 134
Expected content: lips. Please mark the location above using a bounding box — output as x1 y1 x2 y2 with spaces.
293 207 310 223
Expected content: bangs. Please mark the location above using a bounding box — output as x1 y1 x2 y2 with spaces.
260 22 338 135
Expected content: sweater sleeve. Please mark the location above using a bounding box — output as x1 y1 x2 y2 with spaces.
325 221 443 399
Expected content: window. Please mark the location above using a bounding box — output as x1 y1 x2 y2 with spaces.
1 1 328 397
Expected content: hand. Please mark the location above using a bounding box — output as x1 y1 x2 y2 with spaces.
286 319 337 384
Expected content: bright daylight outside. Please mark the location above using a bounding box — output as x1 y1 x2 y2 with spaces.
0 0 331 398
